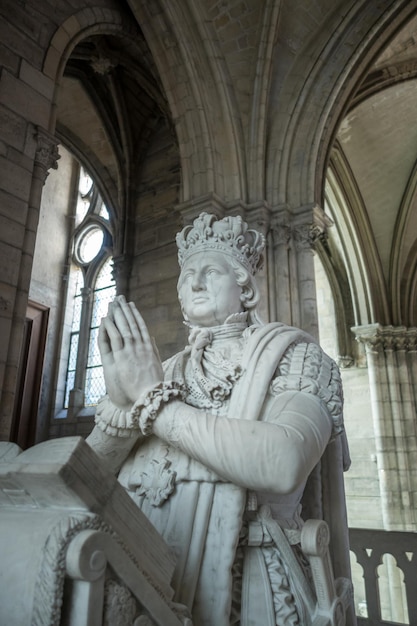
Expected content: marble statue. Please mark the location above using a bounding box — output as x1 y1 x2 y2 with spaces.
86 212 352 626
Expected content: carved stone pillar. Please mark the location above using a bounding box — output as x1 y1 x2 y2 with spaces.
353 324 417 530
67 286 93 419
112 253 133 297
270 204 331 337
2 128 60 439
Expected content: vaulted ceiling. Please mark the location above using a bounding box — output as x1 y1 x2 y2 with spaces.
330 13 417 326
54 0 417 327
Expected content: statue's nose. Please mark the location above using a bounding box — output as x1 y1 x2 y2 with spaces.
192 272 204 290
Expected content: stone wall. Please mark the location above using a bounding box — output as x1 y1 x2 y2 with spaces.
29 147 77 439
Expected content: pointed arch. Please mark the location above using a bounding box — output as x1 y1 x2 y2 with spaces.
42 9 140 130
127 0 246 203
267 0 417 209
326 146 389 326
390 158 417 325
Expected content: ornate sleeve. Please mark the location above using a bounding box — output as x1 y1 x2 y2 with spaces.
270 342 344 439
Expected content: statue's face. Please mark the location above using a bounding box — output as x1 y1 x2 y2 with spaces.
178 251 243 326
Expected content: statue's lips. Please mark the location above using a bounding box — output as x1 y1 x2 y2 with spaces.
192 296 209 303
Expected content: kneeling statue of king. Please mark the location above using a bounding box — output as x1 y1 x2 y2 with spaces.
87 212 351 626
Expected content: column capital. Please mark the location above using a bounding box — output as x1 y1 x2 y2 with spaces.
352 324 417 351
112 254 133 291
270 203 332 250
34 128 60 184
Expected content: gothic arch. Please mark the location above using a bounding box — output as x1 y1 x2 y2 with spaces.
42 9 140 131
400 242 417 328
267 0 417 210
126 0 247 204
390 158 417 326
326 147 389 326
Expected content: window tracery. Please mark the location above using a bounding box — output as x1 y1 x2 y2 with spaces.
64 166 115 410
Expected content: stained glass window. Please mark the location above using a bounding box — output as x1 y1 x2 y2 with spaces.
85 259 116 405
63 164 114 411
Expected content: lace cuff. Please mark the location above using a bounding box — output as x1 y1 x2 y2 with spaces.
95 396 139 438
130 381 186 436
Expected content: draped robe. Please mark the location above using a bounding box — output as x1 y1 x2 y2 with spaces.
115 322 345 625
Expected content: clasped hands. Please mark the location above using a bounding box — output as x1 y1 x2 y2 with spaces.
98 295 164 411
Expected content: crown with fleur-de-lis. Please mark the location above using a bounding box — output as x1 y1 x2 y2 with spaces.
176 212 265 275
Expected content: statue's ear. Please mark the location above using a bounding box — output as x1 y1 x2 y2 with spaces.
240 284 253 308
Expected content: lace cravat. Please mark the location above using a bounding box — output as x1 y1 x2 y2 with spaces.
186 317 248 408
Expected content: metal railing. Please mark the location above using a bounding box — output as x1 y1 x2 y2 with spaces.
349 528 417 626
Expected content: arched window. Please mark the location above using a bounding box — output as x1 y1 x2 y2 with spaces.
64 167 115 413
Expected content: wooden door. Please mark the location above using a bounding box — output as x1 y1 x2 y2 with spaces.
11 301 49 449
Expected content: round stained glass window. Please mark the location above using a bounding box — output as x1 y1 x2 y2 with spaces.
75 226 104 264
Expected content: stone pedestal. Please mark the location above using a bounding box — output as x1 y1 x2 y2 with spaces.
0 437 183 626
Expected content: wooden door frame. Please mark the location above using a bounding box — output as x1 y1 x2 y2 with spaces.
11 300 49 449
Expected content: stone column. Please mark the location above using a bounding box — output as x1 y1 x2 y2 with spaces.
67 286 93 420
1 128 60 439
353 324 417 530
112 253 132 297
270 204 331 338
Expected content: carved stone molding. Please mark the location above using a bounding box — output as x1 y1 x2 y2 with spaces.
271 204 332 250
33 514 115 626
104 579 138 626
176 192 226 224
336 355 354 369
176 195 272 236
34 128 60 183
353 324 417 352
112 254 133 285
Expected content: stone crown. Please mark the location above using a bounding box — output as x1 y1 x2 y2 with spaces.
176 212 265 275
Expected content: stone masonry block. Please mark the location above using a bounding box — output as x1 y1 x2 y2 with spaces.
42 45 61 80
0 214 25 249
0 282 16 318
0 241 21 285
0 155 32 202
0 20 43 70
62 15 81 39
49 26 71 55
0 70 51 128
0 104 28 152
0 318 12 364
7 146 33 173
77 7 100 28
20 60 55 100
0 42 19 75
0 189 27 224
